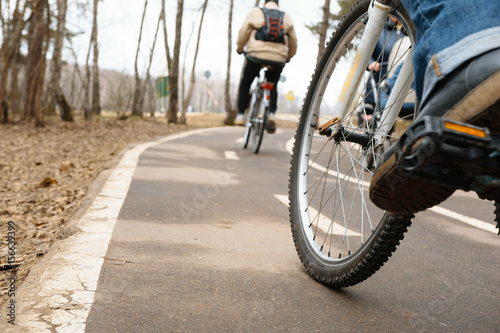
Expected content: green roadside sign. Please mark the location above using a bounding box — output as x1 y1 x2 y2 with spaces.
156 77 170 98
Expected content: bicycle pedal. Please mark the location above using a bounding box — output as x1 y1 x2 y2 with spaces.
396 116 500 175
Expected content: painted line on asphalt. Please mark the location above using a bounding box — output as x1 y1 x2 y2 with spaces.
13 127 227 333
429 206 498 234
225 151 239 160
285 137 497 235
274 194 361 236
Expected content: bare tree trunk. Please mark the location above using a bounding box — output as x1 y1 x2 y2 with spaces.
83 16 93 120
0 1 3 33
48 0 73 121
167 0 184 124
161 0 172 118
317 0 331 62
10 50 21 120
25 0 48 126
147 78 156 116
0 0 27 123
224 0 237 125
131 0 148 117
143 11 162 117
161 0 172 72
39 0 51 124
180 0 208 124
91 0 101 116
180 5 199 118
67 38 84 107
70 62 78 106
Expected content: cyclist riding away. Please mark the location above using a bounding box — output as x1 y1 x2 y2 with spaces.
234 0 298 133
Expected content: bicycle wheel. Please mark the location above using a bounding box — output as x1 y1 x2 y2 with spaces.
289 0 416 288
251 88 266 154
243 108 253 149
243 88 259 149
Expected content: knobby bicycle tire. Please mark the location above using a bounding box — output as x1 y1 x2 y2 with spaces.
289 0 415 288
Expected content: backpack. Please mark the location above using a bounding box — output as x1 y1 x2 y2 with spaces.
255 8 286 44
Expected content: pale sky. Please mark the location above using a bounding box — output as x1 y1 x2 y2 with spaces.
66 0 335 100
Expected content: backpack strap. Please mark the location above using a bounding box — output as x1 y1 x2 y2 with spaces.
255 8 268 42
255 8 286 44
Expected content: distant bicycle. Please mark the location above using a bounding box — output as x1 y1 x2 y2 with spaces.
243 65 276 154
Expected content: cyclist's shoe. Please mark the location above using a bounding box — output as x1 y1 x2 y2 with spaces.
235 113 245 126
267 113 276 134
370 47 500 215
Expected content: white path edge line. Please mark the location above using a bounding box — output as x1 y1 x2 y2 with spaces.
14 127 227 333
284 138 497 235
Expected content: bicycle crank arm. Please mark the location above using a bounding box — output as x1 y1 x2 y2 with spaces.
319 117 372 147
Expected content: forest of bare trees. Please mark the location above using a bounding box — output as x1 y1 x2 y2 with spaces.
0 0 343 126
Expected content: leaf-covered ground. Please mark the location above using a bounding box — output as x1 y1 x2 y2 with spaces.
0 114 224 306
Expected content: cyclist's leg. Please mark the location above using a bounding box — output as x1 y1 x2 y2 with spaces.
264 65 284 133
401 0 500 104
363 78 375 114
370 0 500 215
264 65 284 113
236 59 262 125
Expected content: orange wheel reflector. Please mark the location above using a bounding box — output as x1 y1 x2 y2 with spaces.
444 121 487 138
319 117 341 135
260 82 275 90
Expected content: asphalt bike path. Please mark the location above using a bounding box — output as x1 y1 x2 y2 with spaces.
6 127 499 332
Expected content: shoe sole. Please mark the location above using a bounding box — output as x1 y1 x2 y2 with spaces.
369 153 455 215
266 119 276 134
370 70 500 215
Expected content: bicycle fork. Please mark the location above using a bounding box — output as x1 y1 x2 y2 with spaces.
327 0 414 148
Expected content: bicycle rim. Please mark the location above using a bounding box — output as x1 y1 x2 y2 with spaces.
289 0 415 287
243 112 252 149
252 92 266 154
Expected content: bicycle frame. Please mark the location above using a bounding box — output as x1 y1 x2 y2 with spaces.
261 81 274 109
330 0 414 148
249 70 274 125
243 66 275 153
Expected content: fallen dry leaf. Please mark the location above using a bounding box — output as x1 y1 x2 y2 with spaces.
59 161 75 171
40 177 58 187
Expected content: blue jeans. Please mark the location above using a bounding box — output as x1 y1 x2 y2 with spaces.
400 0 500 106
